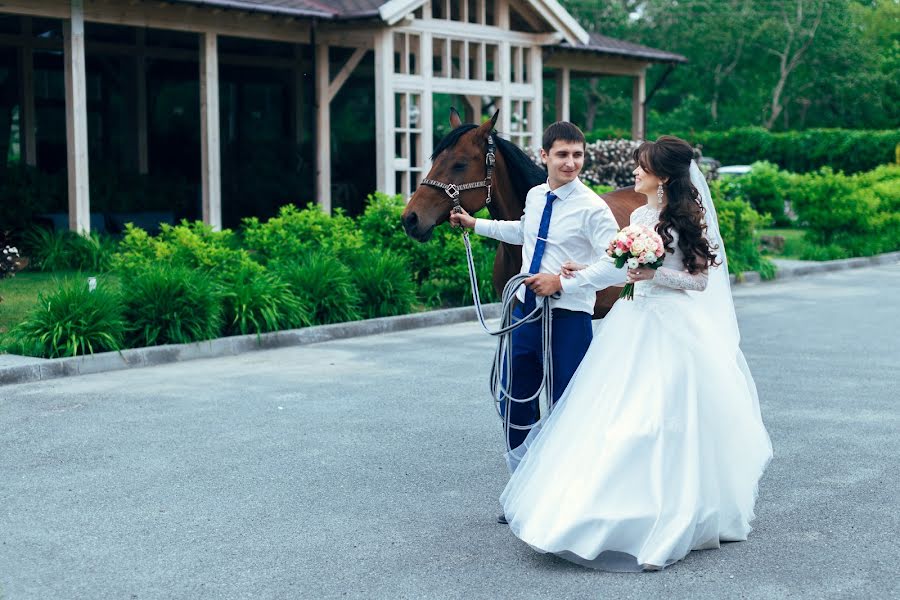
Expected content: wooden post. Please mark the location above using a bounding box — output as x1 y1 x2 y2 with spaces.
555 67 570 123
315 42 331 213
420 32 434 189
293 44 304 148
374 30 395 194
64 0 90 234
20 17 36 167
136 29 149 174
200 31 221 230
497 0 511 134
530 44 543 148
632 70 646 141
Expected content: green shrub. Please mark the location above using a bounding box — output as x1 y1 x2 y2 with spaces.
242 204 363 264
730 161 799 226
708 180 775 278
679 127 900 174
113 221 253 280
22 228 117 272
270 252 362 325
346 248 417 319
357 193 497 307
120 265 223 347
220 263 310 336
8 277 125 358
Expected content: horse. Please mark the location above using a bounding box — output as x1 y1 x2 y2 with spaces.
401 109 646 318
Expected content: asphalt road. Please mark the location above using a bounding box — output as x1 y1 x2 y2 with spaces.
1 264 899 600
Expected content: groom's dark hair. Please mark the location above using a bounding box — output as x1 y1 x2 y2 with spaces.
542 121 586 152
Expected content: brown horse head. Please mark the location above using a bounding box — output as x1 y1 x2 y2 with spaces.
401 109 505 242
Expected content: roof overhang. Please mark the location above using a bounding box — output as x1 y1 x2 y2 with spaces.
380 0 589 45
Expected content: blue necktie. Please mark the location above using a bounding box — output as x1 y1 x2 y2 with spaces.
523 191 557 313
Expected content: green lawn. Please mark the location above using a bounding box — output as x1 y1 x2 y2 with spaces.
759 227 807 259
0 270 84 338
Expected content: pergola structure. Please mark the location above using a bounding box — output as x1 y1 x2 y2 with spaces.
0 0 685 233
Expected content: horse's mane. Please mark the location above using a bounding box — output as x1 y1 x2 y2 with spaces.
431 124 547 209
494 135 547 206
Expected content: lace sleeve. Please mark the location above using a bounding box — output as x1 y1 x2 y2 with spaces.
654 267 709 291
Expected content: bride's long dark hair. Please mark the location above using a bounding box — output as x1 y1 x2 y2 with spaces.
633 136 719 274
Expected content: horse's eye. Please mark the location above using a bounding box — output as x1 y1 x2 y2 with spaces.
453 162 468 171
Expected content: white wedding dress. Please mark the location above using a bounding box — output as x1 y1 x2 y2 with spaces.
499 200 773 571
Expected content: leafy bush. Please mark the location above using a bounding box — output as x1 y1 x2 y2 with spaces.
270 252 362 325
220 263 310 336
242 204 363 264
357 192 497 307
113 221 252 279
7 277 125 358
120 265 223 347
708 179 775 278
22 228 117 272
729 161 799 226
678 128 900 174
346 249 417 319
791 166 900 257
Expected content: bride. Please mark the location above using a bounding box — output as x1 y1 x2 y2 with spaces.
500 136 773 571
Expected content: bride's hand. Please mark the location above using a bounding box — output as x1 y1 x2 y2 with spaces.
627 268 656 283
560 260 588 279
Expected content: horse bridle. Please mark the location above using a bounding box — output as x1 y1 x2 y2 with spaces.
421 134 496 213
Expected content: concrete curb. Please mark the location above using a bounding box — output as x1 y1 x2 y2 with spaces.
730 251 900 284
2 251 898 387
0 304 502 387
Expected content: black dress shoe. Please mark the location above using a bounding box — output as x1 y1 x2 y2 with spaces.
497 513 509 524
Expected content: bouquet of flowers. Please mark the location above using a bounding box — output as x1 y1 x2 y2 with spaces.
607 224 666 300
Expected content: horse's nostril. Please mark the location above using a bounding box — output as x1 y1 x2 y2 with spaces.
404 212 419 229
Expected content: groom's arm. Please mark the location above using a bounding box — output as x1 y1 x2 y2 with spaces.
559 205 626 294
473 215 525 245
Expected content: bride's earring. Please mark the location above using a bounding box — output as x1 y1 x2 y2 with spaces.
657 183 664 204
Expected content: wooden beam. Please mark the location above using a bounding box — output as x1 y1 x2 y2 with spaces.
395 18 560 46
200 32 221 230
135 28 148 174
544 52 649 76
327 47 367 103
0 0 313 44
632 70 646 141
373 30 394 194
64 0 90 235
315 42 331 213
530 43 542 145
292 44 304 147
555 67 569 122
19 17 36 166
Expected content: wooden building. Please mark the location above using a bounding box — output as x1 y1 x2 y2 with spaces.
0 1 684 232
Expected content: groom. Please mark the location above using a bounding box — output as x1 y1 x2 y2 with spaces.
450 122 624 501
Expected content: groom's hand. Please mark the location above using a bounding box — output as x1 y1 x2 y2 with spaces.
448 208 476 229
524 273 562 296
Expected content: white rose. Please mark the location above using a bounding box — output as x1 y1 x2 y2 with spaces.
10 247 17 254
614 247 624 256
627 257 639 269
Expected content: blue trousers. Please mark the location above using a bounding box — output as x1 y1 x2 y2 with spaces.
501 304 593 450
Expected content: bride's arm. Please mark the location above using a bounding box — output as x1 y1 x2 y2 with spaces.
652 267 709 291
559 206 627 293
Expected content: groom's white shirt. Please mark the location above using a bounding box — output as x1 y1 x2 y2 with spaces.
473 177 624 315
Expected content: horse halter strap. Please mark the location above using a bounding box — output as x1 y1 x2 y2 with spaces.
421 134 496 210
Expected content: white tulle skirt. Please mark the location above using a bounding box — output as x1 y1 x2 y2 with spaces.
499 289 773 571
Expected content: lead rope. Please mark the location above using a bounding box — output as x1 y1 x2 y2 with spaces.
456 211 556 453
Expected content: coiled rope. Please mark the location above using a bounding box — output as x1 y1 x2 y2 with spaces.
460 229 557 452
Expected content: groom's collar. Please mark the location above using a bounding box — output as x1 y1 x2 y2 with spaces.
545 178 581 201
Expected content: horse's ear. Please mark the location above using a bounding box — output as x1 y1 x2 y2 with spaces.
449 107 462 129
476 110 500 137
